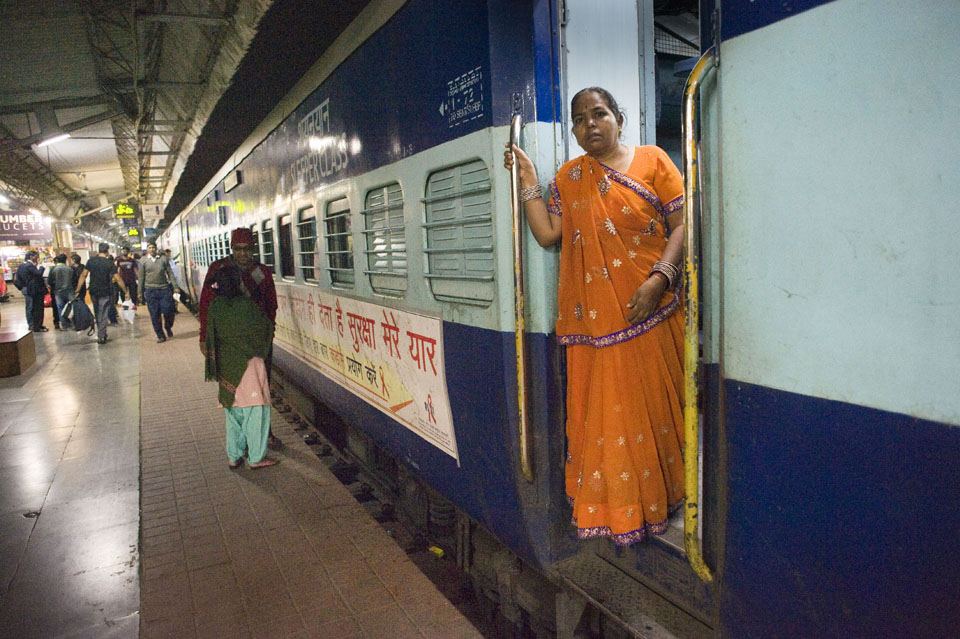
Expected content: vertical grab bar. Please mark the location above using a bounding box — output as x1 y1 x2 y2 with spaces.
509 112 534 482
681 47 717 583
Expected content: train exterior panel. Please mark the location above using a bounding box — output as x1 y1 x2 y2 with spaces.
706 1 960 637
162 0 960 636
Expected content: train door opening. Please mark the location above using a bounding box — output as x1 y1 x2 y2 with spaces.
556 0 716 629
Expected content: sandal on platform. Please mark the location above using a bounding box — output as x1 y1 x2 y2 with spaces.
228 459 243 469
248 458 279 469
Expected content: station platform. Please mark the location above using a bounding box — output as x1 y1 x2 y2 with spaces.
0 295 483 638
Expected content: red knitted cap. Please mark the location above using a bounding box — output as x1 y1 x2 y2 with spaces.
231 227 254 246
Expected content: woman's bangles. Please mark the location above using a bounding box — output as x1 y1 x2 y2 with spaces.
519 184 543 202
649 260 681 289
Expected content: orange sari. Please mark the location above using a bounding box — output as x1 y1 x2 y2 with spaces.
548 146 685 545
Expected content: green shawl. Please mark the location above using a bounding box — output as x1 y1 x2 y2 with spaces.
204 296 274 408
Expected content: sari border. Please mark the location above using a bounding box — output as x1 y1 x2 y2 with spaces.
599 163 665 219
569 497 685 546
547 178 562 217
663 194 684 215
557 294 680 349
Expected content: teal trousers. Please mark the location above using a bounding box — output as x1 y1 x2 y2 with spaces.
224 405 270 463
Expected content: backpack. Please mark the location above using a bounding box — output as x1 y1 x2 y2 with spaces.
12 271 22 291
68 299 96 335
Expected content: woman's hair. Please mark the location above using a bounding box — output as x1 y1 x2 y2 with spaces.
212 266 243 299
571 86 626 130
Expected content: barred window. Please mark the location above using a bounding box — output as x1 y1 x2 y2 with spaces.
296 206 318 283
261 219 275 274
279 214 294 279
219 232 229 261
251 224 260 263
363 183 406 295
423 159 494 305
324 198 353 287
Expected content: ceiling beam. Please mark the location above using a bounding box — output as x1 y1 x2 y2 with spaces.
0 107 125 154
0 94 118 116
137 11 230 26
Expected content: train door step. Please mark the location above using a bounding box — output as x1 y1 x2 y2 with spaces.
551 552 712 639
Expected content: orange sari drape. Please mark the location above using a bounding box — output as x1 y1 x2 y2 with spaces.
548 146 685 545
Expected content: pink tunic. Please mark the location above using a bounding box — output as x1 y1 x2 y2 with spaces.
223 357 271 408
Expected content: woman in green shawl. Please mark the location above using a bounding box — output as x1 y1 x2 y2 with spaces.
204 266 277 469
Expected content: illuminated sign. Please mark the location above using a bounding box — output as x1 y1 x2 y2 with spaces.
115 203 135 218
127 228 140 236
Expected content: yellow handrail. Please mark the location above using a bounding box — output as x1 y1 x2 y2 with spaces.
681 47 717 583
509 113 533 482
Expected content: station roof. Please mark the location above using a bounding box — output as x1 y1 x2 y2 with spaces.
0 0 366 243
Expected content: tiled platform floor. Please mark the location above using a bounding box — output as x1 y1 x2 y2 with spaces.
0 295 481 638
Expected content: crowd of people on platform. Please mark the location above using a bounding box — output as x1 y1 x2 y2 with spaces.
11 242 185 344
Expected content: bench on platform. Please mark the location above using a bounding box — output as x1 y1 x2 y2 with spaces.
0 329 36 377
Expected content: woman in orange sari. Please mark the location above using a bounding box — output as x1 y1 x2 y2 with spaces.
505 87 685 545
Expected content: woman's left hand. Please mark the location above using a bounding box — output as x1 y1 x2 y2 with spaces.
625 278 666 324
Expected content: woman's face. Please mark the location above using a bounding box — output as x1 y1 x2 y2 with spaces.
571 91 621 157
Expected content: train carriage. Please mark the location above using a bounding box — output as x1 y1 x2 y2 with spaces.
161 1 960 637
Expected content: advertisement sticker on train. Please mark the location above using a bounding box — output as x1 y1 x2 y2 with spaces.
274 284 459 462
440 67 484 128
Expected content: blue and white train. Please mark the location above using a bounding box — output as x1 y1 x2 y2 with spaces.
161 1 960 636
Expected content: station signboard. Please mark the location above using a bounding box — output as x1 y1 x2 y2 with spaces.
0 209 54 242
114 203 136 219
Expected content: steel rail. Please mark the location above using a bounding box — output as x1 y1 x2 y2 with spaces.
509 112 533 482
681 46 717 583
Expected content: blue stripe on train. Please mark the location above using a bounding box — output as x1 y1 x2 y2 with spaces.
720 0 836 43
272 322 561 564
721 379 960 638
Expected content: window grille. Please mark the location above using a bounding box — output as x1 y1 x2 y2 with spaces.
362 183 406 295
261 219 275 274
251 224 260 264
296 206 318 282
279 214 294 279
423 159 494 305
324 198 354 287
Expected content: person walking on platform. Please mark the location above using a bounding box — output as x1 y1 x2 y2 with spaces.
164 248 184 313
47 254 75 330
75 243 128 344
14 250 47 332
205 265 278 469
71 254 86 301
199 227 281 449
115 246 138 305
138 242 177 343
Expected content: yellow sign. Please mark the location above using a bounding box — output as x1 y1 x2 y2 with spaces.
127 228 140 236
115 203 135 218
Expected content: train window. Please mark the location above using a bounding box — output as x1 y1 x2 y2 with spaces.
362 183 406 295
251 224 260 264
261 219 275 273
278 214 294 279
296 206 318 283
324 197 354 287
423 159 494 305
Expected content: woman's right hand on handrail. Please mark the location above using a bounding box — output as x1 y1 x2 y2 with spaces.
504 143 539 187
503 143 561 247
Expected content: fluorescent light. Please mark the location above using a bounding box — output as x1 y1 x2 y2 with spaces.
0 194 9 205
36 132 71 147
